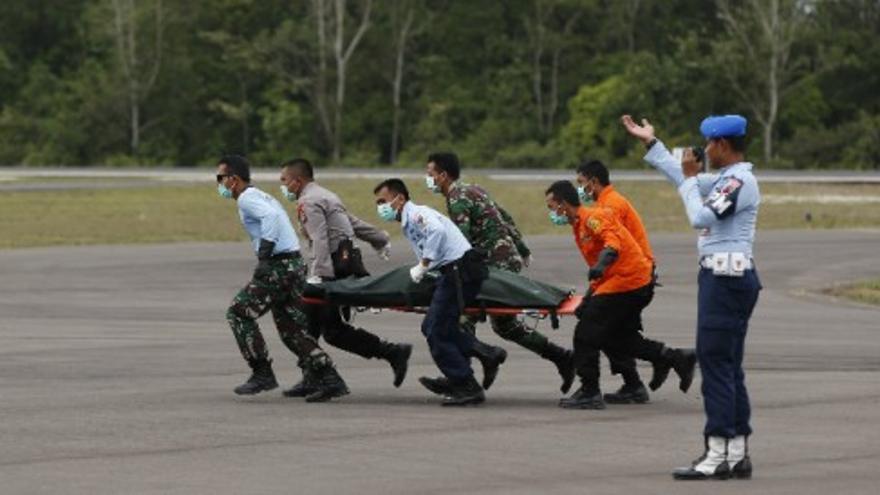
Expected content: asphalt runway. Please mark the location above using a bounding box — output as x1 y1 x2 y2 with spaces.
1 230 879 494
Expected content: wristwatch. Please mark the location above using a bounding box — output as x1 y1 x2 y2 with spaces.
646 138 658 150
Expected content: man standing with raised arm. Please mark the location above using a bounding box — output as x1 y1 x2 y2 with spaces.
622 114 762 480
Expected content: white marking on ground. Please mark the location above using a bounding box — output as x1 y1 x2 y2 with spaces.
763 194 880 204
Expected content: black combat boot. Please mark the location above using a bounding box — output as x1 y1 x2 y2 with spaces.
305 365 350 403
540 344 575 393
282 360 318 398
728 435 752 479
649 347 697 392
418 376 453 396
469 340 507 390
603 382 650 404
673 436 731 480
558 385 605 410
234 358 279 395
379 342 413 388
441 375 485 406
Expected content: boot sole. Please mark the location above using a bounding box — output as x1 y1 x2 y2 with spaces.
234 382 279 395
481 349 508 390
558 401 606 410
441 395 485 407
305 386 350 403
672 473 731 481
419 377 452 396
677 353 698 393
603 396 650 404
282 388 317 398
391 345 413 388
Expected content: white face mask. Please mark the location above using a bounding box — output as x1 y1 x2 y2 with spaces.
425 175 440 193
280 185 297 202
577 185 594 204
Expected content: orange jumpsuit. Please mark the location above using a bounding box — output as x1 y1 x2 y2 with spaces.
572 205 651 295
594 185 654 263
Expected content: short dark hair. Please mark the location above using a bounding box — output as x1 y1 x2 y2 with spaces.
576 159 610 186
545 180 580 207
724 136 747 153
427 152 460 180
281 158 314 180
218 154 251 182
373 178 410 201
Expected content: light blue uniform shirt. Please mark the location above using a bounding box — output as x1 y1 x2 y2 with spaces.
400 201 471 269
644 141 760 257
237 187 301 256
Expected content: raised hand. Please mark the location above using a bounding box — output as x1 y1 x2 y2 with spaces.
620 114 656 145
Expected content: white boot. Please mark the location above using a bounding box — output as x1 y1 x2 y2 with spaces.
673 436 731 480
728 435 752 479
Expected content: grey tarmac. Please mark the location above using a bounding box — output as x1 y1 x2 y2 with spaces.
1 230 879 494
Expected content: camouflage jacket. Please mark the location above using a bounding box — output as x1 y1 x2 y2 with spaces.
445 181 531 272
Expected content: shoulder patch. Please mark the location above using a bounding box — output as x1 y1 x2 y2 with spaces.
706 177 743 219
587 217 601 233
296 203 307 224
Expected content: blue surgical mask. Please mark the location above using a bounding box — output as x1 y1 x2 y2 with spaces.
425 175 440 193
549 210 569 226
280 185 297 202
377 202 397 222
217 183 233 199
577 186 593 204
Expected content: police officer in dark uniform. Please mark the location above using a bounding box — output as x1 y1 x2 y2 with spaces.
622 114 762 480
279 159 412 396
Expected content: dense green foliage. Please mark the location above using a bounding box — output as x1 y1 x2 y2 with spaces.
0 0 878 169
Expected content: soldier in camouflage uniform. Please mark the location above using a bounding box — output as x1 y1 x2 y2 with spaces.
426 152 575 393
216 154 348 402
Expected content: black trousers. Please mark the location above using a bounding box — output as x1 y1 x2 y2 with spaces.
573 283 666 392
306 302 386 360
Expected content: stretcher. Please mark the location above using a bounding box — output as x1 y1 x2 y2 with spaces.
301 266 583 327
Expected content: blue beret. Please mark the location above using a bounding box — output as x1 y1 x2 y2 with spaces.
700 115 747 139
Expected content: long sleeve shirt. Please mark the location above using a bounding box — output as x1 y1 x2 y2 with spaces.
445 181 528 271
295 181 390 278
644 140 760 257
572 206 652 295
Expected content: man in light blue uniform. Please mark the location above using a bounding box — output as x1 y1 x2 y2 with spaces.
622 115 761 480
373 178 499 406
216 154 348 402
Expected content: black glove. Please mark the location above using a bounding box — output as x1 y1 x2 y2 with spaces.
588 247 618 280
257 239 276 260
254 239 276 278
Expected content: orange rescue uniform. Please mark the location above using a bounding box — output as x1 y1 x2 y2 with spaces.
595 185 654 263
572 205 652 295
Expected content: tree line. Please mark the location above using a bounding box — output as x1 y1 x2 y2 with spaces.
0 0 877 169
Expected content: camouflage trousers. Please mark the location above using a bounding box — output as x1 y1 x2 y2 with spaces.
458 260 553 355
226 254 333 372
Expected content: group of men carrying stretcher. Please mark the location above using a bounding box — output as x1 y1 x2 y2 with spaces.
214 149 695 408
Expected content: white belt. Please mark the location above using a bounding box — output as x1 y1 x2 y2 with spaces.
700 252 753 276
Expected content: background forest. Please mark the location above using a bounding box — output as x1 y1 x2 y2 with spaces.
0 0 878 170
